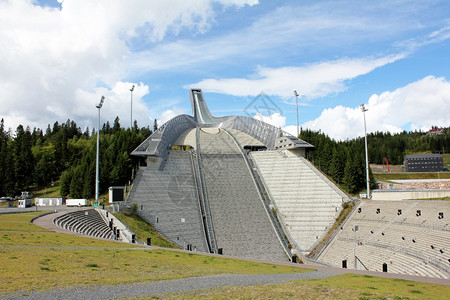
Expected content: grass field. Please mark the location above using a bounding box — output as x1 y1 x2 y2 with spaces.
1 211 449 299
0 211 309 295
157 274 450 300
113 211 177 248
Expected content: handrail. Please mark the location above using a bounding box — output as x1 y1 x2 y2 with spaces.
97 208 135 244
355 255 369 270
223 129 292 260
312 198 361 260
195 127 217 253
125 167 144 203
189 148 213 253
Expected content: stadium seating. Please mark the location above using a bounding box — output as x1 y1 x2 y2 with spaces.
317 200 450 279
250 150 347 254
53 209 114 239
128 150 209 252
198 129 288 261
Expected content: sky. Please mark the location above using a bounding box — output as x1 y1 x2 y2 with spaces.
1 0 449 140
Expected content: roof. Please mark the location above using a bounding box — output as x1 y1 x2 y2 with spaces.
405 154 443 159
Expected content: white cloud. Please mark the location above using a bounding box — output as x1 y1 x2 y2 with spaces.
282 125 298 137
133 1 450 75
187 55 405 99
251 113 300 137
254 112 286 128
302 76 450 140
157 108 186 127
0 0 257 131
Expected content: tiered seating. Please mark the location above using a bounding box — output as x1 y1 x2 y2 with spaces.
128 150 209 252
318 200 450 279
250 150 347 253
198 129 288 261
53 209 114 239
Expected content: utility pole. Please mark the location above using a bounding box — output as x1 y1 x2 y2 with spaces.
294 90 300 137
130 85 135 129
95 96 105 203
360 104 370 199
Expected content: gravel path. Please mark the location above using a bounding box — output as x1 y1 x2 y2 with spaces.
3 271 334 299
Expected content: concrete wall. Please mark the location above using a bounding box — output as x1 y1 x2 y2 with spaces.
372 189 450 201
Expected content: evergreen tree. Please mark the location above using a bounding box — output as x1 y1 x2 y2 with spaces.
69 166 84 198
3 141 16 196
343 152 360 194
319 141 333 175
14 125 34 191
329 146 346 184
0 119 7 195
59 169 72 197
113 116 121 134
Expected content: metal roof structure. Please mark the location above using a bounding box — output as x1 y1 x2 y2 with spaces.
131 89 314 158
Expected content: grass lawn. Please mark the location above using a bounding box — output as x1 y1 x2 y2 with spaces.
157 273 450 299
113 211 177 248
32 182 61 198
0 211 309 295
2 212 449 299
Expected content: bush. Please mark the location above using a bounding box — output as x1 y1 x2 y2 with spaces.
131 203 138 213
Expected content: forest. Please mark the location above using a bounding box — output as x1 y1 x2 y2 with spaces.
300 128 449 193
0 118 152 199
0 116 448 198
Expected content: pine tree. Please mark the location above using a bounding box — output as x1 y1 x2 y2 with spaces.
113 116 121 134
69 166 84 198
14 125 34 191
343 152 360 194
330 146 346 184
59 169 72 197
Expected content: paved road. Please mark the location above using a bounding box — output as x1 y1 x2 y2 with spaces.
3 272 335 300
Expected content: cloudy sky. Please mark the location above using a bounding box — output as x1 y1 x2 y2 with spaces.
1 0 449 140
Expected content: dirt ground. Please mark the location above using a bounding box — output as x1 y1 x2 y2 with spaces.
371 164 404 173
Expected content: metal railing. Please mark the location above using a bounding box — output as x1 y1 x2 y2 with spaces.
189 149 214 253
311 199 361 260
194 127 217 253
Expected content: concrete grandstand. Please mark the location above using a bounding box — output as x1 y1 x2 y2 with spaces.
316 200 450 279
126 89 450 279
128 89 349 262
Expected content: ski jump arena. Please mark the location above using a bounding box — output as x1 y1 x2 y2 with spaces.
126 89 449 279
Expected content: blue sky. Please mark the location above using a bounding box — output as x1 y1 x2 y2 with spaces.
1 0 449 139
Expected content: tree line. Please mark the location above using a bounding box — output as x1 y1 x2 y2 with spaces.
299 128 449 194
0 118 152 199
1 115 447 198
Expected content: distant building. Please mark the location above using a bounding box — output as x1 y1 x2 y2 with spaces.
426 128 445 135
404 154 444 172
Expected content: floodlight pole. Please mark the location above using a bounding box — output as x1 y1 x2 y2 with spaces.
294 90 300 137
354 225 358 269
360 104 370 199
130 85 135 129
95 96 105 203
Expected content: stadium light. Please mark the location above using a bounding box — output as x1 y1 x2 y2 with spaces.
95 96 105 203
293 90 300 137
130 85 135 129
360 104 370 199
353 225 359 268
